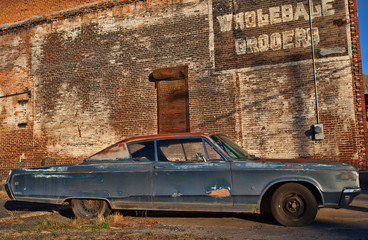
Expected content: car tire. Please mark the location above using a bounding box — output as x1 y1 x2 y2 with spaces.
271 183 317 227
71 199 111 220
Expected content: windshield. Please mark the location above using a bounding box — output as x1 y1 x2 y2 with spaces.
210 134 257 160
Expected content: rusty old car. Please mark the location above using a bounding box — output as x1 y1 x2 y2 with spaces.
5 133 361 226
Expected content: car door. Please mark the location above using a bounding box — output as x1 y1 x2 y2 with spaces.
45 140 154 209
210 134 265 212
152 137 233 211
103 140 155 209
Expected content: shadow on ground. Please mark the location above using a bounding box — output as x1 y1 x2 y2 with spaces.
345 205 368 213
4 200 74 218
113 209 278 226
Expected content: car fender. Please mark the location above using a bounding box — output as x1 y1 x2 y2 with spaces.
255 177 325 212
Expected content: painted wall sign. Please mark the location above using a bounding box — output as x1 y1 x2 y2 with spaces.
212 0 349 71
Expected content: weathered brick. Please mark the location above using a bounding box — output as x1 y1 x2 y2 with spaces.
0 0 366 180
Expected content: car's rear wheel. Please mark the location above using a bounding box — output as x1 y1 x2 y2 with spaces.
271 183 317 227
71 199 111 220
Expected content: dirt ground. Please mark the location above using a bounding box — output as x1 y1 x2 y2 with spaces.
0 190 367 240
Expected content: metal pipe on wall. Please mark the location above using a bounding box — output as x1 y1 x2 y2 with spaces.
308 0 320 124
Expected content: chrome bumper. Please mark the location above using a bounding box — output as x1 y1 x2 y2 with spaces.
4 183 14 200
5 170 14 200
338 188 361 208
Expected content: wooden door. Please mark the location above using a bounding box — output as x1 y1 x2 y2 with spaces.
156 68 189 134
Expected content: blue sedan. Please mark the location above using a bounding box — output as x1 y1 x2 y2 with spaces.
5 133 361 226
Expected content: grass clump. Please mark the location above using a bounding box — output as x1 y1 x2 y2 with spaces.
90 219 110 231
5 211 24 225
3 235 15 240
36 218 75 231
33 212 152 233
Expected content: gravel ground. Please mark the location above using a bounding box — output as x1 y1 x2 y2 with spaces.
0 190 367 240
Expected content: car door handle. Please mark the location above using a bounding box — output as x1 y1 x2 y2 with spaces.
154 165 164 169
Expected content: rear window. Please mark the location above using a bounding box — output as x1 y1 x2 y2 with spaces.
128 141 155 162
87 142 131 161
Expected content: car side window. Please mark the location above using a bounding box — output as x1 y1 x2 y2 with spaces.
157 138 206 162
204 141 223 161
127 141 155 162
182 139 206 161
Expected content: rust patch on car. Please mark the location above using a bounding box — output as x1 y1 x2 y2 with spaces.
284 164 304 169
171 192 182 198
207 188 231 198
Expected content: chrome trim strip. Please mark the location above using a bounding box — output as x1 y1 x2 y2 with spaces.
342 188 361 194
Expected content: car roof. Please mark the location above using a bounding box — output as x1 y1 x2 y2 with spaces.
86 133 214 160
122 132 212 143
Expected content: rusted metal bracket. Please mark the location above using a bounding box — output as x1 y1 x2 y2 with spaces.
0 88 31 99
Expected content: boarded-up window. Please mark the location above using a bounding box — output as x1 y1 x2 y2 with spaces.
155 66 189 134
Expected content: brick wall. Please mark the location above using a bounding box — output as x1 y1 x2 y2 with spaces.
0 0 108 25
348 0 368 169
0 0 366 179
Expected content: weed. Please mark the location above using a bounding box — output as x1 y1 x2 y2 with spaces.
36 217 74 231
108 213 131 228
27 213 158 235
75 218 92 226
34 216 117 232
3 235 14 240
0 190 9 200
91 219 110 231
182 234 201 240
143 218 159 226
5 211 24 226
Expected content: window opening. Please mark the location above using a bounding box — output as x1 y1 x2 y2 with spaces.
128 141 155 162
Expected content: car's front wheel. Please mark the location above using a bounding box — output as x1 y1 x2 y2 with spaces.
271 183 317 227
71 199 111 220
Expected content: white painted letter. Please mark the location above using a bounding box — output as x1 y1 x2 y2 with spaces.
235 13 245 30
258 34 269 52
282 5 294 22
245 11 257 28
257 9 269 27
217 14 233 32
283 30 294 49
295 28 310 48
310 1 322 19
294 2 309 21
235 38 247 55
269 6 282 25
307 27 320 45
322 0 335 16
246 37 259 53
270 33 282 51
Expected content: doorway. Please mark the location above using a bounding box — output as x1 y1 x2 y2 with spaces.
154 66 189 134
